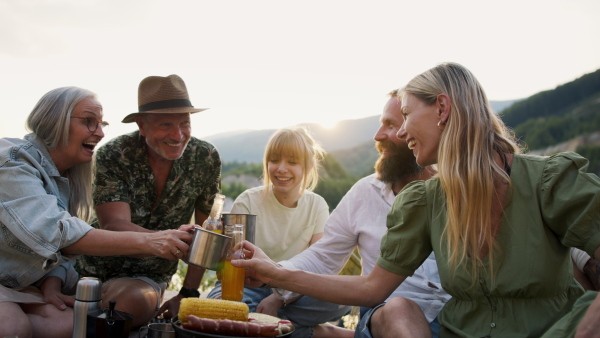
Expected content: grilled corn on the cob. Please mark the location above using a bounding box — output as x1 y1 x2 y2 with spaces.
179 298 249 323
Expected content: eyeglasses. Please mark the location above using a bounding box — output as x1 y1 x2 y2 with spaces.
70 117 109 132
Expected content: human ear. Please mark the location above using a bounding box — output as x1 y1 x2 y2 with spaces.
437 94 451 124
135 116 147 136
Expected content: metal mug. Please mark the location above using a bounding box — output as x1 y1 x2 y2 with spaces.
221 213 256 244
139 323 175 338
186 227 232 270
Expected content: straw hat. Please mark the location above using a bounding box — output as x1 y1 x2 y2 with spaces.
121 74 208 123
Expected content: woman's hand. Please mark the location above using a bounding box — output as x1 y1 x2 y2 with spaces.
40 276 74 311
575 292 600 337
256 294 284 317
231 241 282 286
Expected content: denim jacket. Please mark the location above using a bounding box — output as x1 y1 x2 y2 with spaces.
0 134 93 289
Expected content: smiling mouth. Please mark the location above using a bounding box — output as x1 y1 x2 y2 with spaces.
83 142 97 151
165 142 183 147
276 177 292 182
407 140 416 150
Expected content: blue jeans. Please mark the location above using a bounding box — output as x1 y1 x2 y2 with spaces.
356 303 439 338
207 282 351 338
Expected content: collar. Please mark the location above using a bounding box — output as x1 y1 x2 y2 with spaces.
24 133 61 177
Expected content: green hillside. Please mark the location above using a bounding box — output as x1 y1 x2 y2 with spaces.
329 142 379 177
499 68 600 175
501 69 600 149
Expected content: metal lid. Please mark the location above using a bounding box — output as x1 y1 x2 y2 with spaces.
75 277 102 301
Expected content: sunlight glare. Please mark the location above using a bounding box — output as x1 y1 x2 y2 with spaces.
318 119 338 129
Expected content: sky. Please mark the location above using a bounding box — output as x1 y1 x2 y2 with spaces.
1 0 599 145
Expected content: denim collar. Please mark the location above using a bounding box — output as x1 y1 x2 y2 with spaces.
23 133 61 177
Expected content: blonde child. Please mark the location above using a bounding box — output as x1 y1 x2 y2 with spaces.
208 127 350 337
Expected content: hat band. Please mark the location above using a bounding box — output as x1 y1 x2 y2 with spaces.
139 99 193 112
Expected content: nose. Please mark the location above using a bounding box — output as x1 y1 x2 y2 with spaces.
94 124 105 139
277 162 288 172
373 125 386 142
396 122 407 140
170 127 184 141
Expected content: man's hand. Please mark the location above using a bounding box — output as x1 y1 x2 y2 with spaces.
158 293 184 319
256 294 283 317
583 258 600 291
40 276 74 311
178 224 200 235
244 276 267 288
144 228 194 260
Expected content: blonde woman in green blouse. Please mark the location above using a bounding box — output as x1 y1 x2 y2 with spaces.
233 63 600 338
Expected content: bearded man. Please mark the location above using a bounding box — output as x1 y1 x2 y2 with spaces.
274 90 450 338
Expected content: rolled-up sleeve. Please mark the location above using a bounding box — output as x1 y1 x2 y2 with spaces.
0 154 93 263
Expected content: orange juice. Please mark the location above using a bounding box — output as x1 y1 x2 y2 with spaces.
209 229 223 235
221 260 245 301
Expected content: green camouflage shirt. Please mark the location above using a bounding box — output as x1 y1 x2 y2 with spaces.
75 131 221 284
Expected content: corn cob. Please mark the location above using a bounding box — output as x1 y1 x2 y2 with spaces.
179 298 249 323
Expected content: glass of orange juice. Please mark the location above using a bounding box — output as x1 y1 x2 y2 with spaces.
221 224 245 301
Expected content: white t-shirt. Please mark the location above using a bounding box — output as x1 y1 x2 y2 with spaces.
230 186 328 262
279 174 451 322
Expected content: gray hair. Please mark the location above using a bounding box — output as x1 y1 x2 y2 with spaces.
26 87 97 222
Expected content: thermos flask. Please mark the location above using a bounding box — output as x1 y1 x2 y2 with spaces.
72 277 102 338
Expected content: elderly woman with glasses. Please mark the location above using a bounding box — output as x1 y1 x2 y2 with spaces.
0 87 195 338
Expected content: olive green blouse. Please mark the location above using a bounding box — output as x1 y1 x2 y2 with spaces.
378 152 600 337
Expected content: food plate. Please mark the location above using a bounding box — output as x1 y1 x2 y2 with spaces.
171 316 294 338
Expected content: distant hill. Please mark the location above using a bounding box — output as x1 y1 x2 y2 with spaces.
501 69 600 151
215 70 600 208
206 100 518 164
206 115 381 163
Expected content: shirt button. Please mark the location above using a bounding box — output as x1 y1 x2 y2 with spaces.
490 323 496 328
479 278 485 284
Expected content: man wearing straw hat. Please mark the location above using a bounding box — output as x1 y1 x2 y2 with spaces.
76 74 221 327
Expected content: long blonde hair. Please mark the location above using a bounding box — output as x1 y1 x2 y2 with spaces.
262 127 325 197
403 62 520 282
26 87 96 222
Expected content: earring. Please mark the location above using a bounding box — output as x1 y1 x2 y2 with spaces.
437 120 445 130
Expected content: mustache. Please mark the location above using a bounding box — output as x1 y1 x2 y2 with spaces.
375 140 403 154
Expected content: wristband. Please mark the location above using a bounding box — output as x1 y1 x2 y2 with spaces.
179 286 200 298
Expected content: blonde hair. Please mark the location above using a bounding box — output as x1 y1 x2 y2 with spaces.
26 87 97 222
262 127 325 196
403 62 520 282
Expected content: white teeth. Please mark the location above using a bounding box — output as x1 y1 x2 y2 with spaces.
83 142 97 146
277 177 291 181
408 140 416 150
166 142 182 146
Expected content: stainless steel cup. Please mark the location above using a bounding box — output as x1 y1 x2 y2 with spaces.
221 213 256 244
186 227 232 270
147 323 175 338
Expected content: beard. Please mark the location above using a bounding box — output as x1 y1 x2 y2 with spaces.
374 140 423 184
